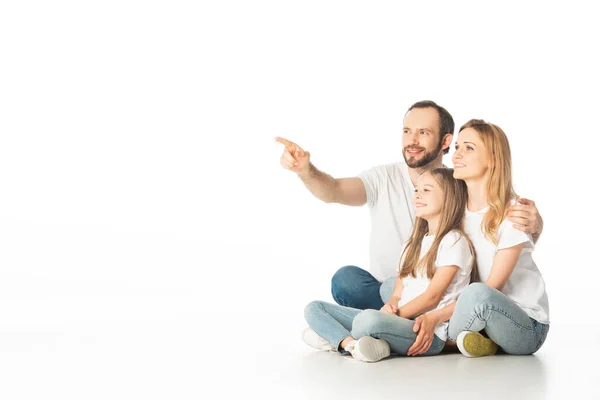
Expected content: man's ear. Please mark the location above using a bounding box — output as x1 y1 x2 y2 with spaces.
441 133 453 151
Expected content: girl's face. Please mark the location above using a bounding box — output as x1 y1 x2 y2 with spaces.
414 172 444 220
452 128 490 181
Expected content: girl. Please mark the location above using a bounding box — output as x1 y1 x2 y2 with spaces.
408 119 550 358
303 168 475 362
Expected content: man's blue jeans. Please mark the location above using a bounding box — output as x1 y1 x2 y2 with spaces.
331 265 396 310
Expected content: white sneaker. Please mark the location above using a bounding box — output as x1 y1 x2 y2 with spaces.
344 337 390 362
302 327 336 352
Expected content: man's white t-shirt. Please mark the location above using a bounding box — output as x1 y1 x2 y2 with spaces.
464 202 550 324
358 163 415 281
395 231 473 341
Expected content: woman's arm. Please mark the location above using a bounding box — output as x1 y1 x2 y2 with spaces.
425 300 456 325
422 245 524 322
412 243 524 325
407 243 525 355
397 266 459 319
485 243 524 291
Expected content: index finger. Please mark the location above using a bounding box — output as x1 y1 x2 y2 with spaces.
408 332 423 355
408 337 422 356
414 338 432 356
275 137 304 153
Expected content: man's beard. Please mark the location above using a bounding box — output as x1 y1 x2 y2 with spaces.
403 141 443 168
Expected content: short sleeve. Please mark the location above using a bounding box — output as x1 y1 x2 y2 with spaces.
435 231 473 272
497 219 534 251
358 165 386 207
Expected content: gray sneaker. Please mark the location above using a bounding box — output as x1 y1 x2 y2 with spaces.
345 336 390 362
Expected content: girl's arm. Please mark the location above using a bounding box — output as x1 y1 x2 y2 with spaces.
397 266 459 319
381 277 404 314
485 243 524 291
387 276 404 304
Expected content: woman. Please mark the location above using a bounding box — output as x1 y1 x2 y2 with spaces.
407 119 550 357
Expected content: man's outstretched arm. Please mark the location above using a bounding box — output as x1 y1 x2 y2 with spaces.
276 136 366 206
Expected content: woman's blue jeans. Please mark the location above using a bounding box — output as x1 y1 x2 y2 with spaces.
448 283 550 355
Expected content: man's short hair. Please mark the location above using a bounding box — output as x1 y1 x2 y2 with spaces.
407 100 454 155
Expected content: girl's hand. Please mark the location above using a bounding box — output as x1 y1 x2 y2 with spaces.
407 314 436 356
380 303 396 315
380 296 400 315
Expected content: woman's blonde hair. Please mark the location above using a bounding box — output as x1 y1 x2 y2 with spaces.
399 168 475 280
459 119 516 245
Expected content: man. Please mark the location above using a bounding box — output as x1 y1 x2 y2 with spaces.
276 100 543 310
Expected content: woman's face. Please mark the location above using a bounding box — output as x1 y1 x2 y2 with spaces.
413 172 444 220
452 128 491 181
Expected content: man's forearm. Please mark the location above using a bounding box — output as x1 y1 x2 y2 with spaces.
298 163 339 203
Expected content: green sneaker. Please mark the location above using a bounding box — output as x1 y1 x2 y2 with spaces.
456 331 498 358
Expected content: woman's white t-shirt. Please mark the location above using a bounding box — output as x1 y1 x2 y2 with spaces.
464 202 550 324
396 230 473 341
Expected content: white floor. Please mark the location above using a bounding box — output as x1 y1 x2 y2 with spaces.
0 303 597 399
0 226 597 399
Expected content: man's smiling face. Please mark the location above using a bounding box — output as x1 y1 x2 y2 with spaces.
402 107 444 168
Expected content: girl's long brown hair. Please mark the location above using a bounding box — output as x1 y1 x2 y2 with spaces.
459 119 516 245
399 168 475 280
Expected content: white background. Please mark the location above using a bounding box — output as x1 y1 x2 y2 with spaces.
1 1 599 399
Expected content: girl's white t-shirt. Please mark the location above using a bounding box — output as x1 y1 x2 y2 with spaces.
396 230 473 341
464 203 550 324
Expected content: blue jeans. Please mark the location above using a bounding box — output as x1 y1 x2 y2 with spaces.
448 283 550 355
331 265 396 310
304 300 445 356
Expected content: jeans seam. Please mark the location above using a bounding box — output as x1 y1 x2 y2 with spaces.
369 331 416 341
316 302 353 351
464 304 535 333
534 324 550 351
